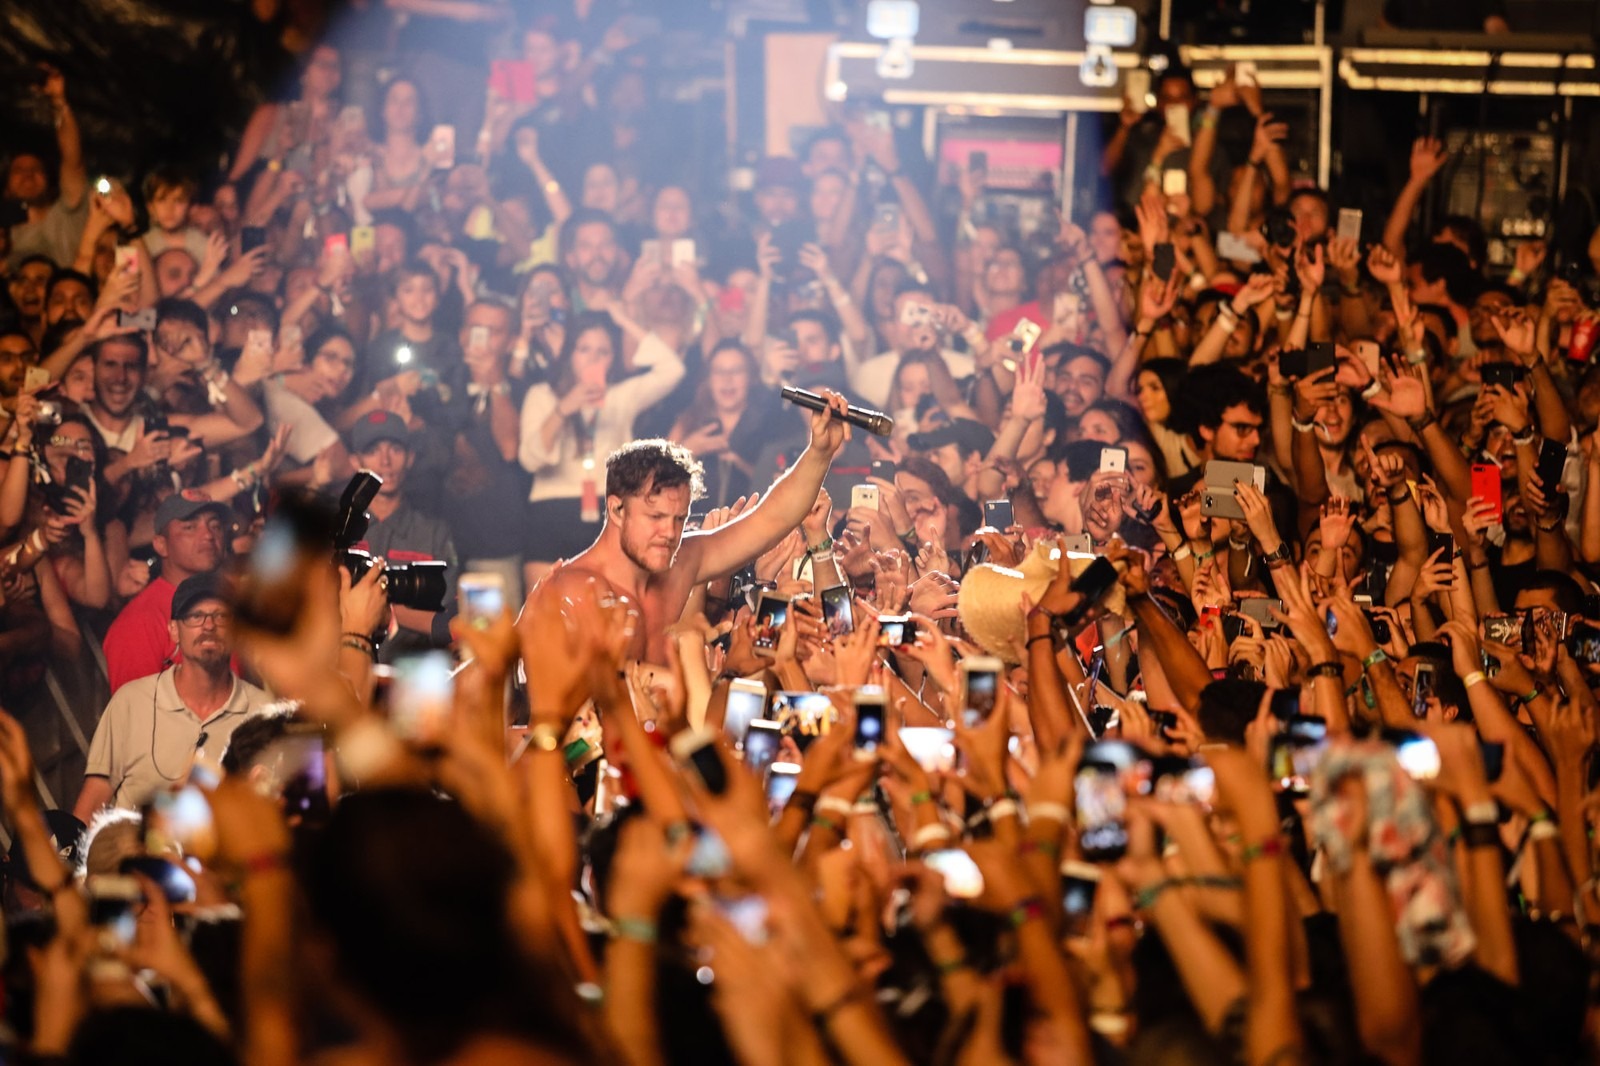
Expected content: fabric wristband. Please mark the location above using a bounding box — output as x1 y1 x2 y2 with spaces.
911 823 953 850
612 916 658 944
1028 801 1070 824
816 796 852 819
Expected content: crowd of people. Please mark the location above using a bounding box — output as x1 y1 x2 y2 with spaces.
0 2 1598 1063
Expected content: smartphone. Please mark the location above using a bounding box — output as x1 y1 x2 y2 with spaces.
1267 714 1329 794
429 124 456 169
983 499 1014 529
1483 612 1524 649
711 894 770 944
1164 103 1191 146
1567 622 1600 665
1148 709 1178 736
923 848 984 899
873 202 901 232
1536 437 1567 493
119 855 197 904
960 657 1002 728
871 459 898 482
1279 341 1336 381
1387 730 1441 781
142 783 215 857
1099 446 1128 475
724 677 768 745
1058 557 1120 628
878 614 913 647
851 484 880 511
820 584 855 636
113 245 139 275
766 761 802 810
349 225 377 261
898 726 956 773
743 719 783 776
1364 610 1392 645
245 328 274 363
23 365 52 393
87 875 143 946
752 592 789 655
685 825 731 877
240 226 268 255
390 651 454 747
1334 207 1363 243
271 728 329 825
1471 463 1504 522
1009 318 1042 354
1215 231 1262 264
1238 597 1283 630
457 571 506 630
640 239 663 266
770 691 836 741
1061 532 1093 555
671 238 696 268
1160 170 1187 198
853 687 886 756
1152 241 1177 280
670 730 728 795
1126 68 1152 110
1075 759 1130 862
1060 860 1102 935
1411 662 1436 718
1480 362 1527 390
1200 460 1266 520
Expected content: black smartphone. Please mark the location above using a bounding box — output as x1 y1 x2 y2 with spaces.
1480 362 1528 390
241 226 268 254
1148 709 1178 736
1568 622 1600 664
672 731 728 795
871 459 897 482
983 499 1014 529
1411 662 1436 718
1152 242 1176 281
878 614 913 647
1269 688 1301 721
1364 610 1392 645
118 856 196 904
1268 714 1329 794
820 584 854 636
1059 557 1119 627
1535 438 1566 492
752 593 790 655
1059 860 1101 936
1483 612 1524 649
1220 612 1246 645
1279 341 1336 381
1425 529 1454 563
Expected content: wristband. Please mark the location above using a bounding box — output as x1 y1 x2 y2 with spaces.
1291 415 1316 433
816 796 852 819
987 798 1019 822
909 790 933 805
1405 413 1434 433
1461 670 1486 689
1461 821 1500 850
612 916 658 944
1361 648 1389 670
340 637 375 659
934 954 971 975
1028 801 1070 824
1306 661 1343 680
1008 895 1047 928
1170 543 1193 562
1529 817 1560 842
1194 546 1216 562
1239 836 1284 862
911 822 953 850
807 536 834 557
1510 426 1537 448
1361 379 1382 401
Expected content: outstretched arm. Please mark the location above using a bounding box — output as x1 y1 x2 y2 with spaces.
687 391 850 583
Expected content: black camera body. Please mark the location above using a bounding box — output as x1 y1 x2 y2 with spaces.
332 472 447 612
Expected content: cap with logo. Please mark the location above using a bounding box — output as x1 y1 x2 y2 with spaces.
349 410 411 454
154 489 229 534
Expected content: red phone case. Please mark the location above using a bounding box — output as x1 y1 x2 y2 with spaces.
1471 464 1502 520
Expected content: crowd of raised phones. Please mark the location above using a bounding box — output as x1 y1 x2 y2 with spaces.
0 4 1598 1064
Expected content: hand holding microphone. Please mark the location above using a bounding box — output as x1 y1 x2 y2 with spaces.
780 385 895 437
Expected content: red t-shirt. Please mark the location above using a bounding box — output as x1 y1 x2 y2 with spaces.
103 577 176 693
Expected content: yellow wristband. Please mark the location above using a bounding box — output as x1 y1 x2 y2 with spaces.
1462 671 1486 689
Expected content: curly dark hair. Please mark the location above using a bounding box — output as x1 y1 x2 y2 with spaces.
605 438 705 502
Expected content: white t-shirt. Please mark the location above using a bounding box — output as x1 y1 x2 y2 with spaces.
263 378 339 464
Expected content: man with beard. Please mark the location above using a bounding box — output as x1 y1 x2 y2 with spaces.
523 392 850 665
847 285 980 410
76 572 268 818
43 269 92 331
1037 439 1133 547
561 208 627 312
103 491 229 691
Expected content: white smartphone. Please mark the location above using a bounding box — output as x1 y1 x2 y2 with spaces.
723 677 767 745
457 571 506 629
1161 169 1188 197
853 686 886 758
467 325 490 354
671 238 696 267
1125 68 1151 111
1337 208 1363 243
430 124 456 169
851 484 880 511
390 651 454 745
1215 231 1262 264
1099 446 1128 474
924 849 984 900
1164 103 1191 146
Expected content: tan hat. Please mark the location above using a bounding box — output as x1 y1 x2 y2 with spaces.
957 542 1124 663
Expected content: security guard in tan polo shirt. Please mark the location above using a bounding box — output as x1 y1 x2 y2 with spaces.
74 572 269 819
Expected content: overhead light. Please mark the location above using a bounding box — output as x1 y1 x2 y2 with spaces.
878 37 915 80
1085 6 1138 48
1080 45 1117 88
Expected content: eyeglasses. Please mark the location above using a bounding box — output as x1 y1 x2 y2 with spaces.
46 436 93 452
178 610 233 629
1222 420 1264 437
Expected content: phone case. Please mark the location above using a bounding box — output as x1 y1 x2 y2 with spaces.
1100 447 1127 474
851 485 879 510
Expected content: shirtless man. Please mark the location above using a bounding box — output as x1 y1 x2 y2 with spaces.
522 391 850 664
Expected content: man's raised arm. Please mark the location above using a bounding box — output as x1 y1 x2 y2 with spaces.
688 391 849 583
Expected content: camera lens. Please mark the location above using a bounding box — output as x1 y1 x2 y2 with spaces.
385 561 448 611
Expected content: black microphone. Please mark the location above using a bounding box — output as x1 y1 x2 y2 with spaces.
780 386 895 437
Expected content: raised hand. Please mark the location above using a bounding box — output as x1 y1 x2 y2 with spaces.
1408 136 1450 185
1366 243 1404 287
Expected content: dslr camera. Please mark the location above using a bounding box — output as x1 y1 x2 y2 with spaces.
333 471 448 611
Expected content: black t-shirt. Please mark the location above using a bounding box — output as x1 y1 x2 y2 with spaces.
445 378 533 559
